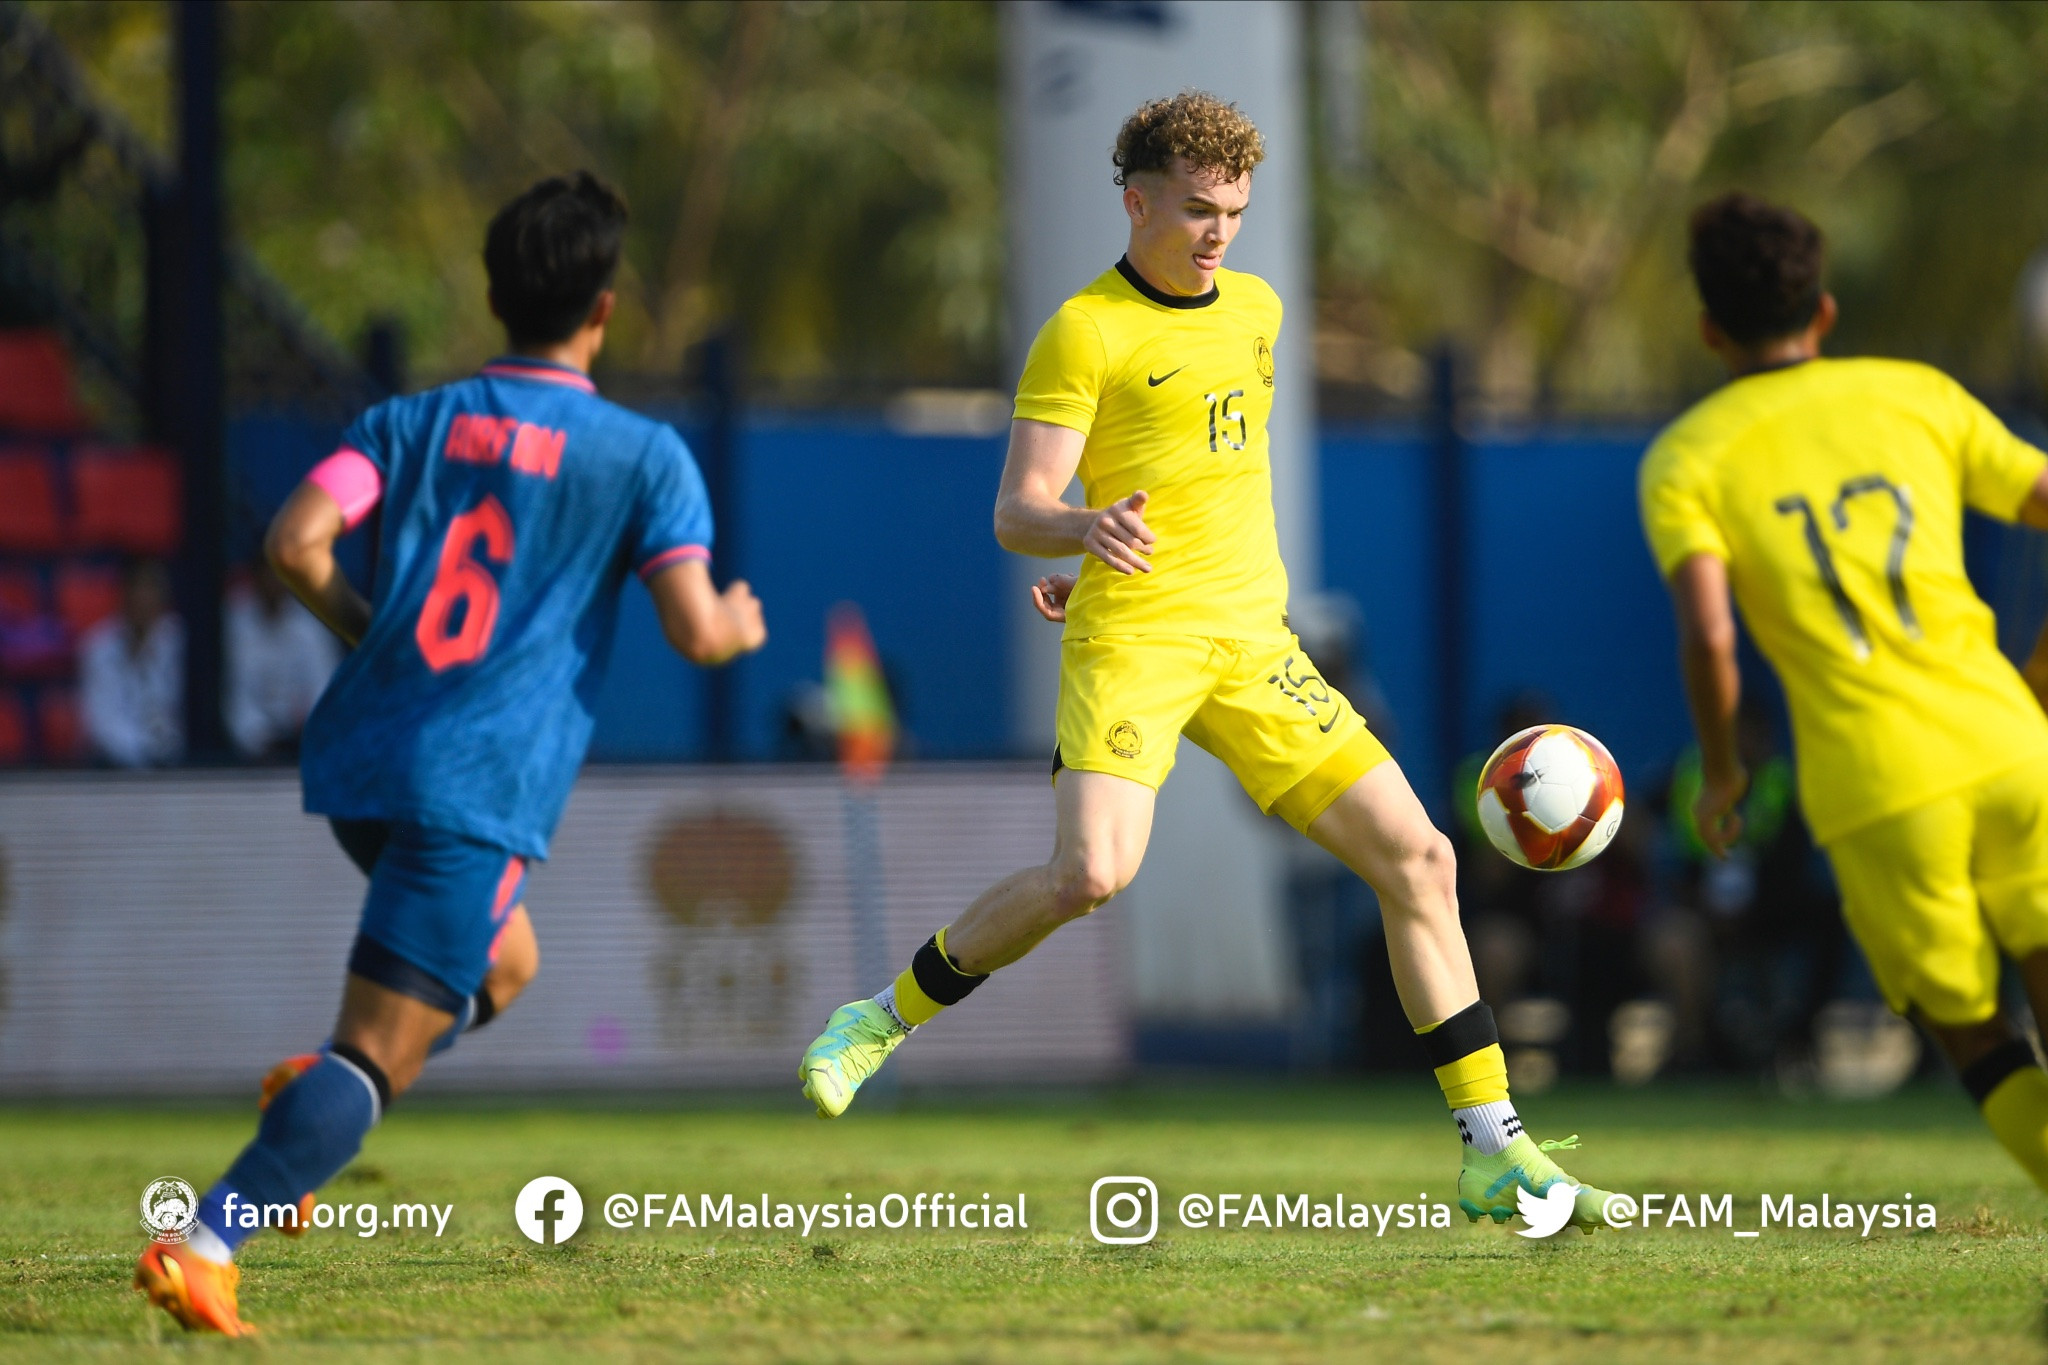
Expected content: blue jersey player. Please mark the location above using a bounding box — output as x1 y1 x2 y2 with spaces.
136 173 766 1336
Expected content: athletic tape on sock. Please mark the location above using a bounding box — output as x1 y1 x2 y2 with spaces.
911 932 988 1006
890 931 989 1027
1415 1000 1500 1068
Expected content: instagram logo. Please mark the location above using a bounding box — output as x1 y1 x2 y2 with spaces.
1090 1176 1158 1245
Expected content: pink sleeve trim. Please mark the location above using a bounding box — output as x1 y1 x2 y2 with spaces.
307 448 383 531
637 544 711 580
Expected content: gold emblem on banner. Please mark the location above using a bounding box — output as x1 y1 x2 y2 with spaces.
644 810 797 1048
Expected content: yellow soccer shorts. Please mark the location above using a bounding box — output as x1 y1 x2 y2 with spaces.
1053 634 1391 833
1825 761 2048 1026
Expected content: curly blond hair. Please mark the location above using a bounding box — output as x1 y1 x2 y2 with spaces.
1112 91 1265 186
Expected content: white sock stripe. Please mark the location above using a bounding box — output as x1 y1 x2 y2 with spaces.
183 1219 234 1265
1452 1099 1522 1157
327 1051 384 1127
873 985 912 1033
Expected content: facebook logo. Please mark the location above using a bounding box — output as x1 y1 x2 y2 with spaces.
514 1176 584 1244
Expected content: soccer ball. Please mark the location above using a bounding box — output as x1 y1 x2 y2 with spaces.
1474 725 1624 871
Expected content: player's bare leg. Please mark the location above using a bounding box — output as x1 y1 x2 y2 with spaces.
484 905 540 1012
332 975 456 1096
1307 759 1615 1230
800 769 1153 1116
1303 761 1474 1025
945 769 1153 972
263 903 540 1118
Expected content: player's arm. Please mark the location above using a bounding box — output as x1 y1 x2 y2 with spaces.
645 559 765 666
1668 552 1746 855
993 418 1154 574
2010 468 2048 713
265 480 373 648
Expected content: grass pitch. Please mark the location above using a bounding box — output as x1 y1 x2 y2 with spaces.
3 1080 2045 1363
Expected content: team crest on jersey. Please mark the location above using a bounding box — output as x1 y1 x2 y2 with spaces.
1107 720 1143 759
1253 337 1273 388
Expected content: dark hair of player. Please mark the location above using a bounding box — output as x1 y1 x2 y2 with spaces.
483 171 630 348
1112 90 1265 187
1686 193 1826 347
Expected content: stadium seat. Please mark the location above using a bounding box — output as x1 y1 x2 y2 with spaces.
0 689 26 764
0 568 42 623
70 445 182 555
54 563 123 636
0 448 66 553
38 686 81 762
0 330 90 434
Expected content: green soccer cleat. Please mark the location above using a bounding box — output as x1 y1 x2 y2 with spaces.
1458 1133 1617 1234
799 999 909 1118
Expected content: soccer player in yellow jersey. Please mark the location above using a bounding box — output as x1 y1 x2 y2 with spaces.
802 92 1615 1230
1643 193 2048 1192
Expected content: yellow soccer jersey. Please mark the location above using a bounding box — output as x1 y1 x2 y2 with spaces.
1013 258 1289 641
1640 356 2048 844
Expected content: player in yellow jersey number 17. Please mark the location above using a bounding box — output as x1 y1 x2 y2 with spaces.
801 91 1616 1232
1644 193 2048 1194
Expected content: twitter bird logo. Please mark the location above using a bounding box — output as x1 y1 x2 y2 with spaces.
1515 1181 1579 1238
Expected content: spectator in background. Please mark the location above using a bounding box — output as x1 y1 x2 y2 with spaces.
80 558 183 767
226 562 340 761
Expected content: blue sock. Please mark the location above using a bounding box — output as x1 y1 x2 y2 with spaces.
196 1050 384 1255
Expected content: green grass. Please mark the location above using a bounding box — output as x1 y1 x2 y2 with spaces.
4 1080 2045 1363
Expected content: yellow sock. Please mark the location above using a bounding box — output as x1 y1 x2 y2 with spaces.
886 927 984 1028
890 964 943 1026
1981 1066 2048 1194
1431 1042 1510 1110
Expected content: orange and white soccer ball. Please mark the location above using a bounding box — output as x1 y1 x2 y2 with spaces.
1474 724 1625 871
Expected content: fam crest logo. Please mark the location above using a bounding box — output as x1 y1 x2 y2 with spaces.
1106 720 1143 760
140 1177 199 1243
1253 336 1273 387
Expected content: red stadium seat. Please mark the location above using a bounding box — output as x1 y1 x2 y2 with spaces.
0 690 26 764
54 563 123 636
70 445 182 555
0 568 41 623
0 330 90 434
0 448 66 552
38 686 81 762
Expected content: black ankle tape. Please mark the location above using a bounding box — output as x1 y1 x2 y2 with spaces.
1417 1001 1500 1069
1960 1037 2039 1106
329 1041 394 1113
911 935 987 1007
471 990 497 1031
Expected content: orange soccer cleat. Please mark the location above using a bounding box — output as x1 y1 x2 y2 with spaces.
258 1052 323 1110
134 1239 255 1337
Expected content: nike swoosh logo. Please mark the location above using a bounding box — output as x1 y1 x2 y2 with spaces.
1147 366 1185 387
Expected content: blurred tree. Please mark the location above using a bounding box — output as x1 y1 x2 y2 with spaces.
1317 1 2048 413
30 0 1001 395
28 1 2048 409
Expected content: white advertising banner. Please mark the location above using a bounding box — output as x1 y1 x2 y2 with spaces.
0 766 1127 1095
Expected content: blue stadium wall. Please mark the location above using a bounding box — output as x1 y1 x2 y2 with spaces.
229 412 2048 813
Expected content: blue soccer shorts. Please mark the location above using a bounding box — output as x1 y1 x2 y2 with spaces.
330 819 527 1013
